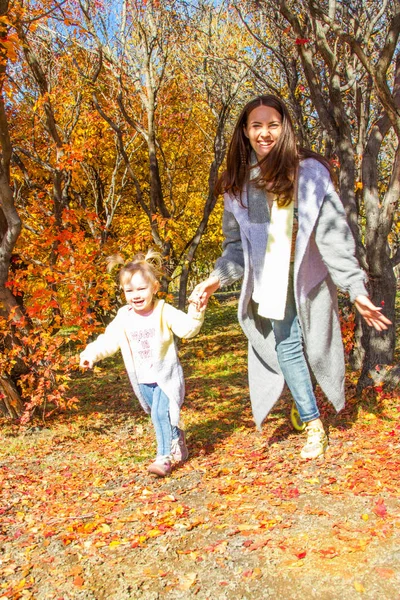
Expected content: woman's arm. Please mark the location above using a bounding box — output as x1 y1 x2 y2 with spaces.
212 208 245 285
315 188 368 301
315 189 391 331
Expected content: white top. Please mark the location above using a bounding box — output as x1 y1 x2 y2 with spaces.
126 309 158 383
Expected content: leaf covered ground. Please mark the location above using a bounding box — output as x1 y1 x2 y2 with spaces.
1 302 399 599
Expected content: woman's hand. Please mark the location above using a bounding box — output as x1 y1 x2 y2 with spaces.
189 276 221 310
354 295 392 331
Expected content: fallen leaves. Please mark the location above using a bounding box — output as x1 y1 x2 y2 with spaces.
0 305 399 599
319 547 340 559
373 498 388 519
73 575 84 587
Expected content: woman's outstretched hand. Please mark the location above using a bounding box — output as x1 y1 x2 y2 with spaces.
189 276 220 310
354 295 392 331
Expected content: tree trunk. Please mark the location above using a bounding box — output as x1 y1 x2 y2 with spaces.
357 262 397 391
0 1 23 417
0 375 23 418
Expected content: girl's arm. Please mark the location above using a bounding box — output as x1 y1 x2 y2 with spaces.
79 313 123 368
164 303 205 339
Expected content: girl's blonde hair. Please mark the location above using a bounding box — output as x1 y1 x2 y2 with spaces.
107 249 163 288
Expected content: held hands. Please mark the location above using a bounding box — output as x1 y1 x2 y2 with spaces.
354 295 392 331
188 276 221 310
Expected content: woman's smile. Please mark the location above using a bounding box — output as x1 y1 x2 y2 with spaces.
244 105 282 161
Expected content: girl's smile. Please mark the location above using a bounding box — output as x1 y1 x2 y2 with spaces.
244 105 282 161
123 271 158 314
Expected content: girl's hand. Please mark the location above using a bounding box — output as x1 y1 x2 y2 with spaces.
354 295 392 331
79 356 93 369
189 276 220 310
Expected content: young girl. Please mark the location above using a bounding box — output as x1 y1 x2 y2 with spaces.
80 250 205 477
190 94 391 460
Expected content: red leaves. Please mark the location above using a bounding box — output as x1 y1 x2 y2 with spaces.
1 303 399 599
373 499 387 519
295 38 311 45
272 485 299 500
319 546 339 559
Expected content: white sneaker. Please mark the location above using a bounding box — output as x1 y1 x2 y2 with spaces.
171 429 189 463
300 425 328 459
147 458 172 477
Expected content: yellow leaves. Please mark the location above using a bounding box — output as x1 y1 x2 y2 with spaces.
0 32 19 63
364 413 377 421
236 523 258 532
361 513 369 521
354 581 365 593
143 567 169 578
147 528 164 538
283 558 306 568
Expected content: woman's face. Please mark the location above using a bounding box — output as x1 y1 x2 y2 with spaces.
243 105 282 161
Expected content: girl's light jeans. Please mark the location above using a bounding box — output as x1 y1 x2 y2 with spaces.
270 274 320 424
139 383 180 457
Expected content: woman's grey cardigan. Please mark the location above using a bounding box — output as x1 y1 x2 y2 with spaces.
212 158 368 429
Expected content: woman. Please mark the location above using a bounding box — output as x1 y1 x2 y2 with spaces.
190 94 391 459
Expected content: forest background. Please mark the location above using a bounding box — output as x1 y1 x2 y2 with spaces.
0 0 399 421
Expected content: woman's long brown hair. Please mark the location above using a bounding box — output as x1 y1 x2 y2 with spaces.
216 94 330 207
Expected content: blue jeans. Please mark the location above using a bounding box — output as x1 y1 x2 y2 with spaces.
139 383 180 457
270 276 320 423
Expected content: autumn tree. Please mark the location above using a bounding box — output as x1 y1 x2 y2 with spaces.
76 0 253 307
175 1 258 308
0 1 126 419
0 0 25 417
77 0 182 282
